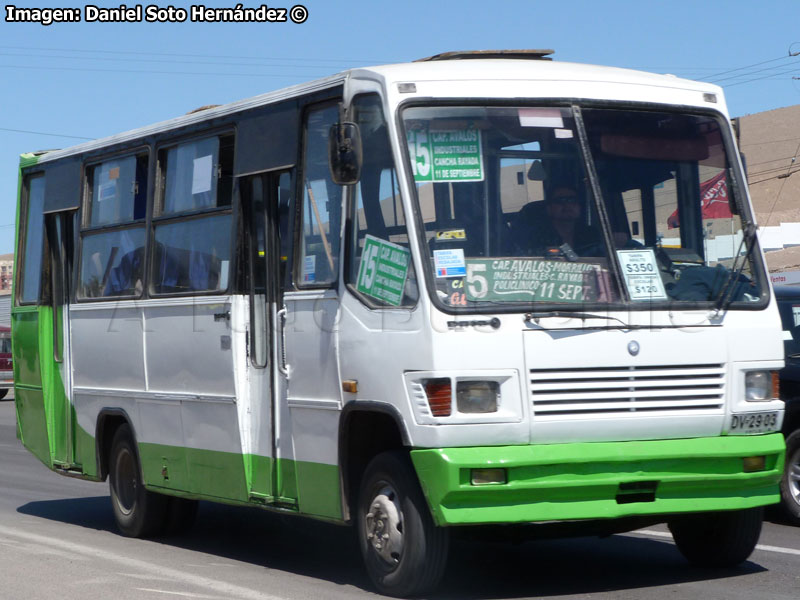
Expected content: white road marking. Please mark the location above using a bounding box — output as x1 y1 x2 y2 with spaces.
0 524 287 600
632 529 800 557
135 588 228 599
117 572 174 582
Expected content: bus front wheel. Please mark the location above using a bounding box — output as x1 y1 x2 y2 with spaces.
108 423 167 538
779 430 800 525
668 507 763 567
357 451 449 598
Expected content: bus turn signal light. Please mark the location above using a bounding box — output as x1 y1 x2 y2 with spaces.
425 379 452 417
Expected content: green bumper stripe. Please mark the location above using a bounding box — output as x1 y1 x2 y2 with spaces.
410 435 785 526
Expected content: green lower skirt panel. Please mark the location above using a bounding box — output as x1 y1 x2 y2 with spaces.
410 434 786 526
137 442 341 520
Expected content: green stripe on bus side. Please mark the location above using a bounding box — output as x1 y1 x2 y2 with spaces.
14 386 50 466
134 442 341 520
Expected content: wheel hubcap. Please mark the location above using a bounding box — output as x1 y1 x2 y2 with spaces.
114 447 137 515
789 448 800 505
365 485 404 566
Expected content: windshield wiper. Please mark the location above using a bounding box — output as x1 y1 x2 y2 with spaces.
525 311 644 328
714 222 757 311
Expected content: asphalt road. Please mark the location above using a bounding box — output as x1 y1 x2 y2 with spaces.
1 395 799 600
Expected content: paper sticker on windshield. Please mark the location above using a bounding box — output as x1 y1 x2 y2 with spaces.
435 229 466 241
434 249 466 278
303 255 316 283
616 249 668 301
192 155 213 195
518 108 564 129
407 127 483 182
356 235 410 306
464 259 609 303
97 181 117 203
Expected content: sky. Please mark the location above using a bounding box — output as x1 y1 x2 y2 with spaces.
1 0 799 255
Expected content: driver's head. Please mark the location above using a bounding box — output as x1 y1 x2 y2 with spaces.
546 186 582 222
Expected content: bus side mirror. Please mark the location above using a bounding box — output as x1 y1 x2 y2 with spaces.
328 122 363 185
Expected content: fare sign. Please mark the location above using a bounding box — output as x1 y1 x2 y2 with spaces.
616 249 668 301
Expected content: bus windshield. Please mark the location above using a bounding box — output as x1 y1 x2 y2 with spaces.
402 104 763 310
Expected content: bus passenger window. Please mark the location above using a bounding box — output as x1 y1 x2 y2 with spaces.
298 105 342 287
87 155 147 227
19 175 46 304
152 215 231 294
161 136 234 214
80 229 146 297
150 134 234 297
78 153 148 299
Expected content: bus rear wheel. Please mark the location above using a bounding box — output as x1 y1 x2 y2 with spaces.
108 424 167 538
668 507 763 567
357 451 449 598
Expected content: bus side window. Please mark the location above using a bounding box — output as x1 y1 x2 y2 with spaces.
79 153 148 299
19 175 47 304
277 171 293 290
152 134 234 295
346 93 418 307
297 104 342 288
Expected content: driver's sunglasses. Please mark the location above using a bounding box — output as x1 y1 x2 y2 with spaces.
551 195 580 204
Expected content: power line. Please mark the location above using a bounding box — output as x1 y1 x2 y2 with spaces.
699 49 800 81
0 63 329 79
724 66 800 87
758 138 800 227
0 127 93 140
0 45 387 65
0 50 359 71
707 61 800 84
750 167 800 185
741 135 800 147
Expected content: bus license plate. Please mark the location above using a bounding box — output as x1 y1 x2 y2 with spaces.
728 411 779 434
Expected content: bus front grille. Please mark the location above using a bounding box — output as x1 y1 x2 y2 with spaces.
529 364 725 416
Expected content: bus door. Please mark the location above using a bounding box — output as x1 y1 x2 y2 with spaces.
241 170 294 503
43 209 76 468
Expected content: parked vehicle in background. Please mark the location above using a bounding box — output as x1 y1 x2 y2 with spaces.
774 285 800 524
0 326 11 400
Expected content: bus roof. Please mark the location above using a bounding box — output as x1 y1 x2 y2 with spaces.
24 56 724 166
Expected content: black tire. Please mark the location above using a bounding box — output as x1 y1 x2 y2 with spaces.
163 497 199 536
108 424 168 538
0 389 8 400
668 507 763 567
779 430 800 525
356 451 449 598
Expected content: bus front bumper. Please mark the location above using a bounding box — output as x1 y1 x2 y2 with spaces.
410 434 784 527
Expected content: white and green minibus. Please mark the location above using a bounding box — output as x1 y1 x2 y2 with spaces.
13 50 785 597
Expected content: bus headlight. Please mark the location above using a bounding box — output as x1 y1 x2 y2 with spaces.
744 371 772 401
457 381 499 413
